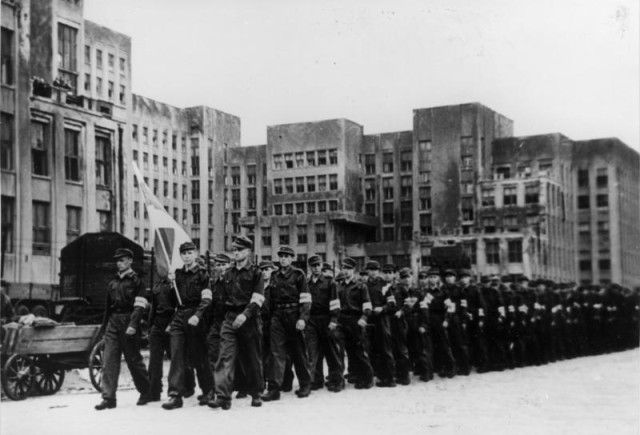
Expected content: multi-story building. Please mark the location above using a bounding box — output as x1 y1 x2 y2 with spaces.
0 0 240 298
572 138 640 287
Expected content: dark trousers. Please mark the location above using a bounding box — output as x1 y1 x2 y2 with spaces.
448 317 470 374
214 313 263 400
269 308 312 390
101 313 150 400
369 314 396 381
391 316 411 380
167 308 213 397
407 314 433 377
430 315 455 375
337 314 373 384
206 319 223 391
468 322 489 371
307 314 344 387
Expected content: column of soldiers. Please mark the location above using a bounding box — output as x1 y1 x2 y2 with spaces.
104 239 639 410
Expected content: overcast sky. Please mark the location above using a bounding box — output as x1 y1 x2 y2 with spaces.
84 0 639 150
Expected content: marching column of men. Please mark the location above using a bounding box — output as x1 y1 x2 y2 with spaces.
99 239 639 410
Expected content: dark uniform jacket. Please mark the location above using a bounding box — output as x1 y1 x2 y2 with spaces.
403 284 429 329
367 276 395 315
332 277 372 323
221 262 265 319
308 274 337 316
149 278 176 326
103 268 147 330
172 263 211 319
270 266 311 322
460 283 486 324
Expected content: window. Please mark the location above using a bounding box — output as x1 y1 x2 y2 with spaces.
133 201 140 219
579 260 591 271
597 221 609 234
329 200 338 211
192 180 200 200
382 178 393 200
142 127 148 144
461 182 474 195
329 174 338 190
119 84 125 103
64 129 81 181
307 176 316 192
296 203 305 214
231 213 240 233
285 178 294 194
1 196 15 252
418 140 431 173
578 195 590 209
162 131 168 148
248 188 257 210
508 240 523 262
307 202 315 214
262 227 272 246
297 225 307 244
153 179 159 195
503 185 517 206
329 149 338 165
144 228 150 248
172 159 177 175
419 186 431 210
599 259 611 271
182 162 187 176
2 28 15 85
400 201 412 223
231 189 240 209
306 151 316 167
315 223 326 243
317 150 327 166
578 169 589 187
182 184 188 201
31 121 50 176
247 165 257 185
107 81 114 99
153 154 159 171
66 206 81 243
481 188 494 206
108 53 114 70
96 76 103 96
503 215 519 229
142 152 149 170
538 160 552 175
192 204 200 225
119 57 126 73
495 166 511 179
578 221 590 234
274 204 283 215
172 134 177 150
382 153 394 173
317 175 327 191
285 203 294 215
517 163 531 178
279 225 290 245
482 216 496 233
1 113 14 170
364 154 375 174
95 134 111 186
463 241 477 264
274 179 283 195
596 168 607 188
401 176 412 198
32 201 51 255
284 153 294 169
400 150 412 172
525 183 539 204
420 213 432 235
96 49 103 69
365 203 376 216
400 226 412 241
596 194 608 208
152 129 158 147
296 177 305 193
486 240 500 264
318 201 327 213
295 152 305 167
231 167 241 186
57 24 78 90
83 73 90 91
461 155 473 170
182 209 188 226
382 227 394 241
382 203 394 224
364 179 376 200
461 198 473 221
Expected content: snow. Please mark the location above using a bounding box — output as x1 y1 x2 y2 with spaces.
1 349 638 435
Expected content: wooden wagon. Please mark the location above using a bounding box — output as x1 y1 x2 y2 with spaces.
1 323 105 400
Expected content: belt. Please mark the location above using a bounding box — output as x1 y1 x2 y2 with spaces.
275 302 299 310
111 308 133 314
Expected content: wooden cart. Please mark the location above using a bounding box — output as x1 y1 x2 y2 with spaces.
1 323 104 400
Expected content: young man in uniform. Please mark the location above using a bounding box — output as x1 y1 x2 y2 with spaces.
210 236 264 410
162 242 212 410
262 246 313 401
95 248 150 410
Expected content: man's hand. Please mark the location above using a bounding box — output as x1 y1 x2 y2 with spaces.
188 315 199 326
167 272 175 281
328 321 337 331
296 319 306 331
233 313 247 329
395 310 403 319
442 320 448 328
418 326 426 334
357 318 367 328
373 307 383 314
125 326 136 336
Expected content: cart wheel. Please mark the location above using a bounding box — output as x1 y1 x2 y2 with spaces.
31 304 49 318
2 355 35 400
88 340 105 392
14 304 30 317
33 356 65 395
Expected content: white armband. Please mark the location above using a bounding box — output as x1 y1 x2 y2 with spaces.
250 292 265 307
362 301 373 311
299 292 312 304
329 299 341 311
134 296 148 309
201 289 212 301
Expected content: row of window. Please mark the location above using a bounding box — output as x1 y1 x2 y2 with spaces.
481 184 540 207
273 175 338 194
132 125 190 151
83 74 126 104
364 176 414 200
260 223 327 246
273 200 339 216
577 194 608 209
362 150 415 175
0 197 110 255
273 149 338 170
84 44 127 73
493 160 552 180
577 168 608 189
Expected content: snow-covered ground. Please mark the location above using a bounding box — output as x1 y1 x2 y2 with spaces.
1 349 639 435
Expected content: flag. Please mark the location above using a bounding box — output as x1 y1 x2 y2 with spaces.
131 162 191 278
